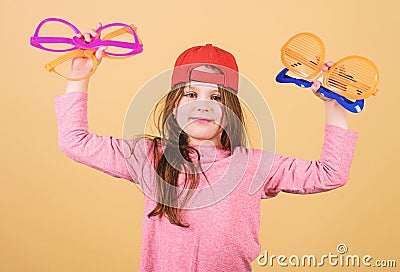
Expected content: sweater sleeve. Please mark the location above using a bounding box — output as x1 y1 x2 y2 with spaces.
261 124 359 198
54 91 149 183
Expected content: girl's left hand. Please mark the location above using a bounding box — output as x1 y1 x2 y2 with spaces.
70 22 107 76
310 61 335 103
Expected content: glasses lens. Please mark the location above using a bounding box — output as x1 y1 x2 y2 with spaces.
37 20 77 51
49 55 94 80
281 33 324 80
325 57 378 100
100 25 141 56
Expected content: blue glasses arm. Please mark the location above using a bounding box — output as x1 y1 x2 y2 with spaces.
318 86 364 113
276 68 365 113
275 68 313 88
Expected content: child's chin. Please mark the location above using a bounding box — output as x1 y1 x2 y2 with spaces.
187 130 218 139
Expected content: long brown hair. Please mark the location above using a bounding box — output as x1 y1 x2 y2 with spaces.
132 81 247 227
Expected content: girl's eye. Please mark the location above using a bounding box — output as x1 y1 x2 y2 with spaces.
184 92 221 101
211 95 221 101
184 93 197 98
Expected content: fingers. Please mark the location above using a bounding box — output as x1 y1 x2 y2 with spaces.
83 29 98 42
310 80 330 102
310 61 335 102
89 29 97 37
322 61 334 71
75 22 103 43
311 80 321 91
95 22 102 39
95 46 108 61
72 22 106 64
96 22 102 31
76 31 95 43
326 61 334 67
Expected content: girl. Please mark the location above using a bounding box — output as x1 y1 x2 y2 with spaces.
54 24 358 271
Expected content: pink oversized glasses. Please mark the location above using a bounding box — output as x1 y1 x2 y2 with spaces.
30 17 143 80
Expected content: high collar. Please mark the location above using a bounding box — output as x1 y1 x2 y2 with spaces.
188 143 231 163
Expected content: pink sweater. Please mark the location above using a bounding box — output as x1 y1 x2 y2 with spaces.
54 91 359 272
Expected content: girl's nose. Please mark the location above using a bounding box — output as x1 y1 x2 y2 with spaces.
197 106 209 112
195 100 211 112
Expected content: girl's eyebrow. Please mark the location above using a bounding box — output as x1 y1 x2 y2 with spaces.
189 86 220 93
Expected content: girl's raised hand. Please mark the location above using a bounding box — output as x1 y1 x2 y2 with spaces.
310 61 335 103
69 22 108 78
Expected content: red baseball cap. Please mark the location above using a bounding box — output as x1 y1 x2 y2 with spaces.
171 44 239 94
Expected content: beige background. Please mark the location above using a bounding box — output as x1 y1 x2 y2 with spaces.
1 0 399 271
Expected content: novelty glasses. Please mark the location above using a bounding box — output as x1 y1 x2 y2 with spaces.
30 17 143 80
275 32 379 113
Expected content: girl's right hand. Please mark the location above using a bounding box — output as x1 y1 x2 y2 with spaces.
69 22 108 78
311 61 335 103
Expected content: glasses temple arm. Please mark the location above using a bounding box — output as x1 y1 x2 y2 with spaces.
276 68 313 88
45 50 98 81
276 68 365 113
318 86 365 113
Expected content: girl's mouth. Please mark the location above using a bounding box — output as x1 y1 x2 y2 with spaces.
190 118 213 124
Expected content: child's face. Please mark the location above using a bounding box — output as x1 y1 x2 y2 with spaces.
174 81 226 146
